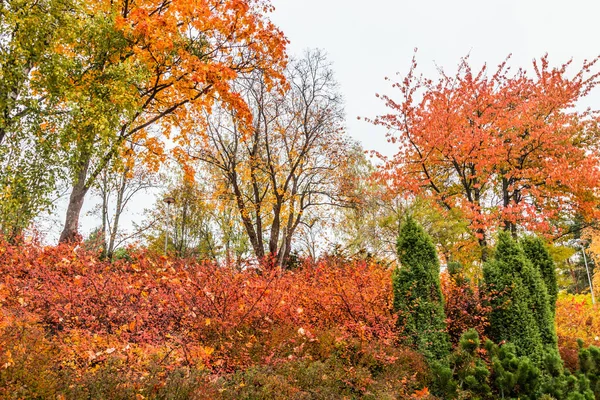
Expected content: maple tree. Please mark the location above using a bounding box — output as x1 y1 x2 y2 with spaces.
51 0 287 243
371 53 600 258
189 50 360 266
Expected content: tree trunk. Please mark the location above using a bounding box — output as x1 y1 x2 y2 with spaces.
59 155 91 243
99 170 109 255
231 175 264 260
269 200 282 256
107 168 128 259
477 229 489 262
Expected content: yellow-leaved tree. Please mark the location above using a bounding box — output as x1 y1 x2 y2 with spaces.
50 0 288 242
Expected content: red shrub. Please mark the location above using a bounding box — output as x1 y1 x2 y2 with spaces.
440 272 491 346
0 240 397 371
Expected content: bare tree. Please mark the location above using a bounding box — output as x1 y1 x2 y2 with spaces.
91 144 157 259
190 49 360 267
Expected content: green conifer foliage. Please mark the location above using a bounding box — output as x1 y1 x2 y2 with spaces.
578 341 600 398
394 216 450 361
485 340 541 399
483 232 545 363
431 329 492 398
521 236 559 314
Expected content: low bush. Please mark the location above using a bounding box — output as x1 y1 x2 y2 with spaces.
0 239 434 398
556 294 600 372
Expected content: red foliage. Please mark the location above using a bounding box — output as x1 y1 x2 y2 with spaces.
370 53 600 241
0 240 397 372
440 272 491 346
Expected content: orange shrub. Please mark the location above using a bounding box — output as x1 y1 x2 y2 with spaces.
0 240 398 372
555 293 600 371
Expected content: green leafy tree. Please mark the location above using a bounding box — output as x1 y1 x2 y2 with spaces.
0 0 78 239
393 215 450 361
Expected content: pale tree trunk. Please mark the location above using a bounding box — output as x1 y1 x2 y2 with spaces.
99 170 109 253
107 167 128 259
60 154 91 243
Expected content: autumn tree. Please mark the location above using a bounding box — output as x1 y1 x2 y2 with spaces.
90 143 158 259
190 50 359 267
51 0 287 243
371 53 600 258
0 0 78 239
142 173 251 263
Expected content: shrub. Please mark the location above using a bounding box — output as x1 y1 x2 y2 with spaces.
393 216 451 362
0 238 413 397
555 294 600 371
440 270 491 346
483 232 552 364
430 329 492 398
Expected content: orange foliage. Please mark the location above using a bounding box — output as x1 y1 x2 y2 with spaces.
555 294 600 371
0 239 397 372
370 53 600 243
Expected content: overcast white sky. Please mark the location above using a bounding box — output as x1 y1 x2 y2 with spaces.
271 0 600 156
42 0 600 242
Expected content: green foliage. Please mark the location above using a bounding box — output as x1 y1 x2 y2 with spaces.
0 134 64 239
485 340 540 399
521 236 559 314
538 349 595 400
519 258 558 352
430 329 599 400
394 215 451 361
484 232 557 364
0 0 77 238
577 341 600 398
431 329 492 398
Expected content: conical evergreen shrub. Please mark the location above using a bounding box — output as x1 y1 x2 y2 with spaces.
394 216 450 361
483 232 545 363
521 236 559 315
518 236 559 351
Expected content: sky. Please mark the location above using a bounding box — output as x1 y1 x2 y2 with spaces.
270 0 600 157
39 0 600 242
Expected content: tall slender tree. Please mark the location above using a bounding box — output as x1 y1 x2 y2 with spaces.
394 215 450 361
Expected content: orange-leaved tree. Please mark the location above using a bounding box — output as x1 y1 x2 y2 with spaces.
370 53 600 258
55 0 287 242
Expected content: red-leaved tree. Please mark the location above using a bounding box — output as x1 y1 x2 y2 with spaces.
370 53 600 257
